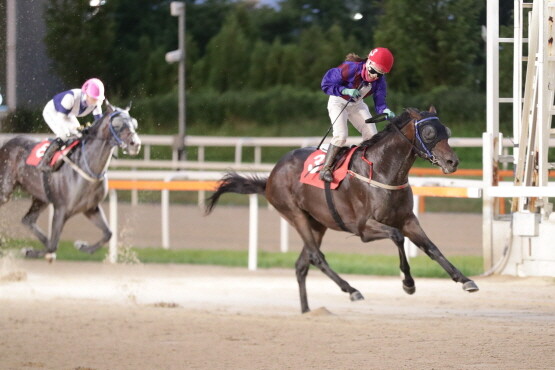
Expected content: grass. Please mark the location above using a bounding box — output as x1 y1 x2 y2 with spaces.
2 239 484 278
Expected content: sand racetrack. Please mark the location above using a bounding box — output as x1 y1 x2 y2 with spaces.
1 258 555 370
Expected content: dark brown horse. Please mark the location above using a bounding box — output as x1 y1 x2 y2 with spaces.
0 102 141 260
206 107 479 313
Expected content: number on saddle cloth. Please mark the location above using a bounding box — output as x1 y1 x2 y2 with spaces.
300 146 358 190
25 139 80 167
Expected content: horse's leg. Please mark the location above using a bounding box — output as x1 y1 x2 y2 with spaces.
294 247 311 313
0 167 16 206
75 206 112 254
287 212 363 313
359 219 415 294
294 219 331 313
402 216 479 292
21 198 50 258
42 206 67 259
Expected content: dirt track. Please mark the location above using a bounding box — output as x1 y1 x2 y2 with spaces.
4 199 551 369
1 259 554 369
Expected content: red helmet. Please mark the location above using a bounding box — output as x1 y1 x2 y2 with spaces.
368 47 394 74
82 78 105 100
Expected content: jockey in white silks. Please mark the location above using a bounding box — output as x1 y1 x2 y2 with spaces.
39 78 105 172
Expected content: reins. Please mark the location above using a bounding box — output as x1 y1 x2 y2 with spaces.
60 145 114 183
59 110 128 182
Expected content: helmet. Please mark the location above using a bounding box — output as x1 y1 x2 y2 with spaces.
82 78 105 100
368 47 394 74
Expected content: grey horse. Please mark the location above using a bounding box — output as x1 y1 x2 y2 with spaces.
0 102 141 260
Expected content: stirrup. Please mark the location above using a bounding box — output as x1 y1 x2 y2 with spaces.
320 167 334 182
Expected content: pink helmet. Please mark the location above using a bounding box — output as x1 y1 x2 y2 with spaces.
82 78 105 100
368 47 394 74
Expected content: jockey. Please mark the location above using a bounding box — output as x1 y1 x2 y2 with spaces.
319 47 395 182
39 78 105 172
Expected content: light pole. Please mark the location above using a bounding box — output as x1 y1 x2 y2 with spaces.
165 1 186 161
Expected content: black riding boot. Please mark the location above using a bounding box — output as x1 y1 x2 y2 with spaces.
319 144 341 182
38 138 63 172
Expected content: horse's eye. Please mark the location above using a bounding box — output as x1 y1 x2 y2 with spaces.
421 125 436 142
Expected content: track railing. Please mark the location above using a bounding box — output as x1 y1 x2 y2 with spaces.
106 170 482 268
0 133 495 172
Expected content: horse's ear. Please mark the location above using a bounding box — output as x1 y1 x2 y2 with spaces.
125 101 133 111
105 99 115 113
428 105 437 114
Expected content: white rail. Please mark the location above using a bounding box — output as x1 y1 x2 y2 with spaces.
0 133 512 172
106 170 482 268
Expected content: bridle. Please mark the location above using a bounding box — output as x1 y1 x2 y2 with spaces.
62 109 137 182
390 115 450 166
107 110 137 153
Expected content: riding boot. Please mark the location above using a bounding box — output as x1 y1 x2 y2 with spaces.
319 144 341 182
38 138 63 172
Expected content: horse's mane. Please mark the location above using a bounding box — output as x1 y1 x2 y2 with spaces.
81 108 117 140
359 109 441 148
359 110 413 147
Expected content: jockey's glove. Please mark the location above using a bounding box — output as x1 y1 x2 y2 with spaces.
383 108 396 119
341 88 361 99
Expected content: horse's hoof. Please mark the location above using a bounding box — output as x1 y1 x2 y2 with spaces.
74 240 87 250
44 253 56 263
403 284 416 295
21 248 38 258
463 281 479 292
350 290 364 301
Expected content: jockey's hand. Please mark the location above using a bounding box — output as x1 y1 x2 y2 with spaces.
383 108 396 119
69 129 82 138
341 88 361 99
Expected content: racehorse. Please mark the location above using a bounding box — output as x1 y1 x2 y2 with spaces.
205 107 479 313
0 102 141 260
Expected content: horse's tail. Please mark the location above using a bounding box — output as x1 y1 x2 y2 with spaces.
205 171 267 215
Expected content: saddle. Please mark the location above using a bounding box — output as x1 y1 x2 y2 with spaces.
26 139 80 169
300 146 358 190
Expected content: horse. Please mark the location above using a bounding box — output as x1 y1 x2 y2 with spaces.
205 107 479 313
0 101 141 260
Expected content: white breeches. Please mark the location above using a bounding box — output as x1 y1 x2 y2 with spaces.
42 101 81 141
326 95 377 147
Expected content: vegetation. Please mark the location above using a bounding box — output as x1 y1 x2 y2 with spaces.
3 0 515 141
1 240 484 278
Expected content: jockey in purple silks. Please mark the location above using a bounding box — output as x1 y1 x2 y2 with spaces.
319 47 396 182
39 78 105 172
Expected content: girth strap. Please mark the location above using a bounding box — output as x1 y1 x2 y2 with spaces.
324 181 350 232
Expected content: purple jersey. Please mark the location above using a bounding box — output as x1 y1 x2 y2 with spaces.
321 60 389 114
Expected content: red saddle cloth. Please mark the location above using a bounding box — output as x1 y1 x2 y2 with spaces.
300 146 358 189
26 140 80 167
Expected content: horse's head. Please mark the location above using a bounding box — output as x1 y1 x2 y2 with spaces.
401 106 459 174
96 101 142 156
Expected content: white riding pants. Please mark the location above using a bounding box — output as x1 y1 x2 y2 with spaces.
326 95 377 147
42 101 81 141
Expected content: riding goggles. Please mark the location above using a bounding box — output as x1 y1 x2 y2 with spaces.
366 60 384 77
